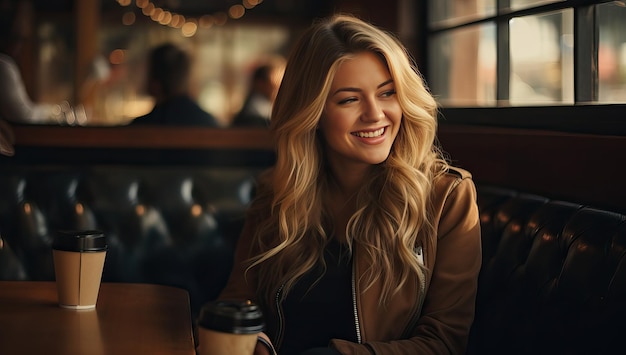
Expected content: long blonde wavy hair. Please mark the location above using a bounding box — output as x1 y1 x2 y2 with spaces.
247 14 449 307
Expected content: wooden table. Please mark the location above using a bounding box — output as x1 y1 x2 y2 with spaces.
0 281 196 355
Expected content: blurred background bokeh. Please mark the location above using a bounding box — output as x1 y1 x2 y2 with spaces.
13 0 624 126
17 0 413 126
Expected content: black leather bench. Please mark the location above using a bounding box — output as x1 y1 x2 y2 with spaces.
468 185 626 355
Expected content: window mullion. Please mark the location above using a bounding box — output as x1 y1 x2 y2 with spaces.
497 0 511 104
574 5 599 103
496 18 510 104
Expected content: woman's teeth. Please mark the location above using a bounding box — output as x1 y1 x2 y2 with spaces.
354 127 384 138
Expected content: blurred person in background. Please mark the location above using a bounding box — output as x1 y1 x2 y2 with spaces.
230 57 285 128
0 0 76 155
129 43 219 127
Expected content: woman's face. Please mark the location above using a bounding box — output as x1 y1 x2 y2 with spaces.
320 51 402 174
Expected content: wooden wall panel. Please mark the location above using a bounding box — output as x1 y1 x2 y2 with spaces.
437 124 626 214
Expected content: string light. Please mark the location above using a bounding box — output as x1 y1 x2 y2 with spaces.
116 0 264 36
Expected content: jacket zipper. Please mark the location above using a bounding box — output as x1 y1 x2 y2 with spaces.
274 284 285 349
275 246 368 348
401 246 427 338
352 255 363 344
273 249 422 346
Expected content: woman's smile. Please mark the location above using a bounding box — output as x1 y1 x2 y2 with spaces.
351 126 386 138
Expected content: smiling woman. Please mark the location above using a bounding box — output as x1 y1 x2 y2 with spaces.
215 14 481 355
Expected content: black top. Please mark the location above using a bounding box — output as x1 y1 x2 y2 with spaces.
280 239 358 355
130 95 219 127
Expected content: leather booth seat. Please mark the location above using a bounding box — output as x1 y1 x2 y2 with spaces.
1 167 625 353
469 185 626 354
0 165 261 318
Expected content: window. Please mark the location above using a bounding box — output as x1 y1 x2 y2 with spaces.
425 0 626 134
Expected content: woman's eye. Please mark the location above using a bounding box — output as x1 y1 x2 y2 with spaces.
381 89 396 97
338 97 358 105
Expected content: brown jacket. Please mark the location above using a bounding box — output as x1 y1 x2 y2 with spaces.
219 167 482 355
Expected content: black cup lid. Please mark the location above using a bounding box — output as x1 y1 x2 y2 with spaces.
52 230 107 252
198 300 265 334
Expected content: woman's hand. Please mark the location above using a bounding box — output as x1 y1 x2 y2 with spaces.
254 332 276 355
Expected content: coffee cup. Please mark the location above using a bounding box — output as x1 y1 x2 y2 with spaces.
196 299 265 355
52 230 107 310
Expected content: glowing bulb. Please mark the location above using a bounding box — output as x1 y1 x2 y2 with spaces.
229 5 245 19
181 21 198 37
122 12 136 25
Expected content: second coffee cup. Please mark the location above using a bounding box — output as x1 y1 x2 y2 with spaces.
52 230 107 310
196 299 265 355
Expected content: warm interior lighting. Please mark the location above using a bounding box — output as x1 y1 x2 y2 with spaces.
109 49 126 65
245 0 263 7
120 0 264 36
168 14 183 28
199 15 215 28
159 11 172 25
75 203 84 215
122 12 136 25
214 12 228 26
135 205 145 216
151 8 164 22
181 21 198 37
229 5 246 19
142 3 155 16
191 204 202 217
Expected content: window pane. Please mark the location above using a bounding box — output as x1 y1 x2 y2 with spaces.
428 0 496 27
598 2 626 103
509 0 564 11
509 10 574 105
428 24 496 106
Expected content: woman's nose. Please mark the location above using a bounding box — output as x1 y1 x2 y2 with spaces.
361 99 384 122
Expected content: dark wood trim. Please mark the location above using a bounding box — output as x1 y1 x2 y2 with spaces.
439 104 626 136
437 123 626 214
4 125 275 167
11 126 274 150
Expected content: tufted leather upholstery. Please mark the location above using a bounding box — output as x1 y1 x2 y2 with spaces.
2 167 625 353
0 165 261 318
468 185 626 355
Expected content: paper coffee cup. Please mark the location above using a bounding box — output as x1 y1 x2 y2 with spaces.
52 230 107 310
196 300 265 355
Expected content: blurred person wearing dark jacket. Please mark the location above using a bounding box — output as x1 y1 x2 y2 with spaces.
231 57 285 128
130 43 219 127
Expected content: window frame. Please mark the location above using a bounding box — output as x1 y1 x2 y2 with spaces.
422 0 625 136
